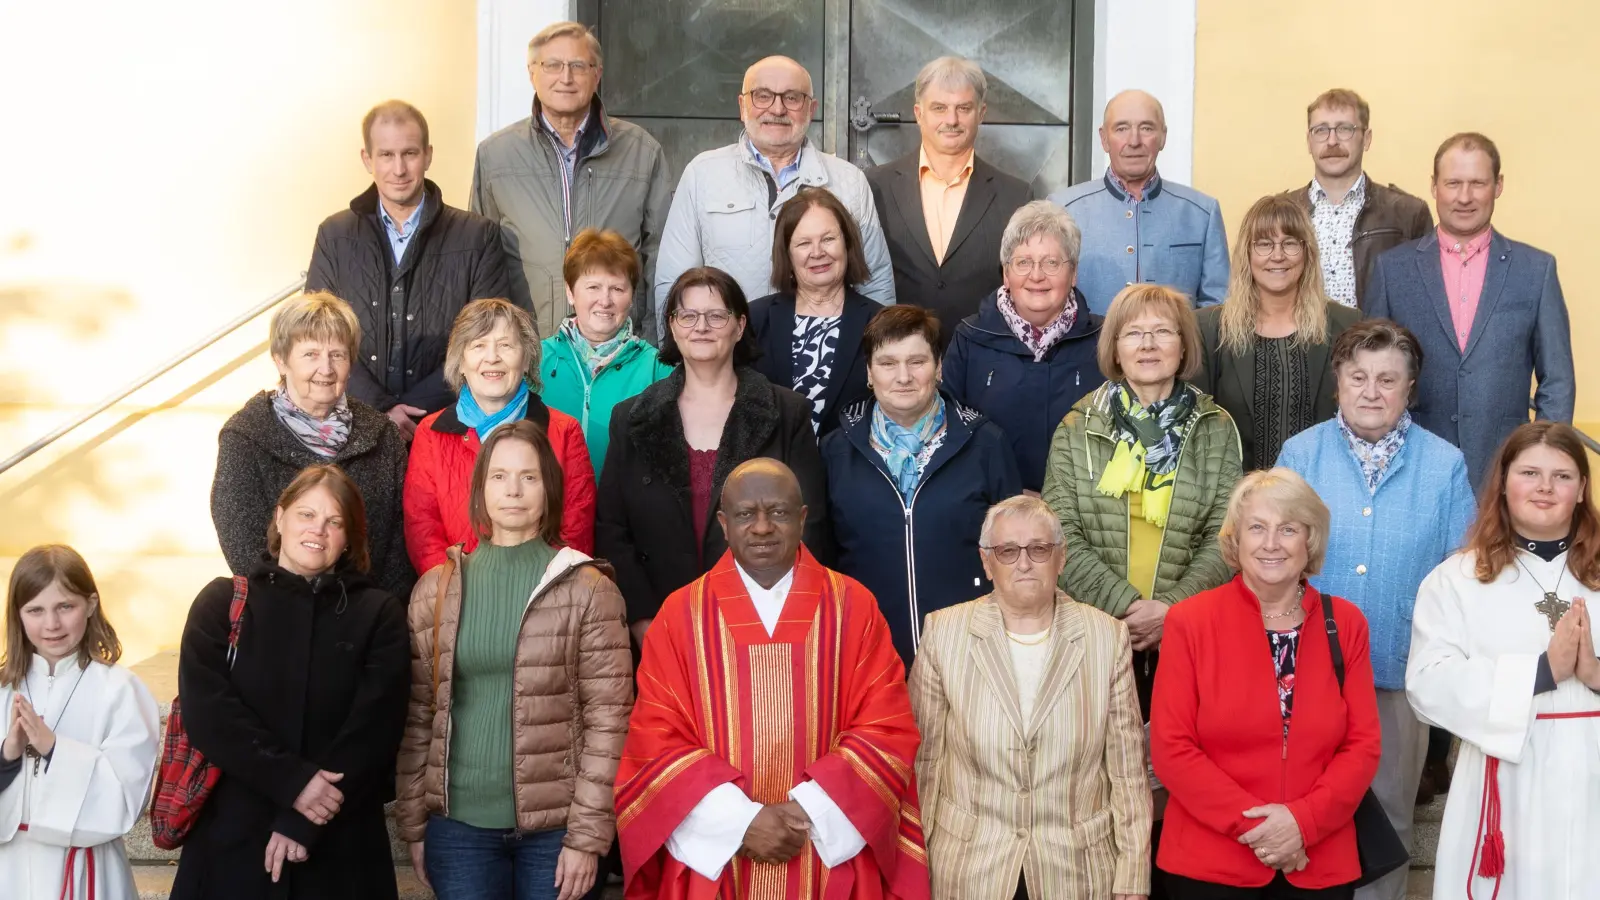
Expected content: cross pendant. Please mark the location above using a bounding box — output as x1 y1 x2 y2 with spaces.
1535 592 1570 631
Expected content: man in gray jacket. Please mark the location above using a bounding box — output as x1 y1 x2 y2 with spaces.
472 21 672 341
653 55 896 332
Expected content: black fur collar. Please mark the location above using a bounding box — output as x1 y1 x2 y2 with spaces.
627 365 782 513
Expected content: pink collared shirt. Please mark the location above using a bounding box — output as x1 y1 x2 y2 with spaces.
1437 227 1491 351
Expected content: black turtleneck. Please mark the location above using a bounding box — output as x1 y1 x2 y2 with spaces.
1516 532 1572 563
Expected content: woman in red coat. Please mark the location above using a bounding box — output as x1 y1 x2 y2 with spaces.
404 298 596 572
1150 468 1380 900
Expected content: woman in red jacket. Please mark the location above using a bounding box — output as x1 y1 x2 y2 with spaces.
1150 468 1380 899
404 298 596 572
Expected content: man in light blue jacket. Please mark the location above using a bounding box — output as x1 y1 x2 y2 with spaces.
1048 90 1229 313
652 56 896 335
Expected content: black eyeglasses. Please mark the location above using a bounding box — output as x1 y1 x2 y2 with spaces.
670 308 735 329
745 88 812 112
981 542 1059 564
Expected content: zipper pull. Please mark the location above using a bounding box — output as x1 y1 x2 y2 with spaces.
986 371 993 387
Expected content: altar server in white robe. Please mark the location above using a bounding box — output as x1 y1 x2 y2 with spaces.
1408 421 1600 900
0 544 161 900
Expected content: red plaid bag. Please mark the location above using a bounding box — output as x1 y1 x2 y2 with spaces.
149 575 248 850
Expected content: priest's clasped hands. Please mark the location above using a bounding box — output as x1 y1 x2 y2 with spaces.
739 800 814 864
1548 597 1600 689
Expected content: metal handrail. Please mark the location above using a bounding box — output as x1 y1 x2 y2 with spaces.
1527 399 1600 456
0 274 307 477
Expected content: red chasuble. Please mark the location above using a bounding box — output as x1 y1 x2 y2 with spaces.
615 546 929 900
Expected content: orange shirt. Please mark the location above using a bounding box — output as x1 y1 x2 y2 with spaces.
919 146 974 263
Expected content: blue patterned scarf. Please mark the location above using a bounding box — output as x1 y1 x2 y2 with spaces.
1337 409 1411 494
870 397 947 500
456 379 530 439
560 316 633 382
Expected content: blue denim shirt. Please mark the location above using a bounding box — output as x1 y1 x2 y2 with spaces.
1048 171 1230 314
1277 418 1476 690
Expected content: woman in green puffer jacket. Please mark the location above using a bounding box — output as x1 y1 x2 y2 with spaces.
540 229 673 476
1042 283 1241 900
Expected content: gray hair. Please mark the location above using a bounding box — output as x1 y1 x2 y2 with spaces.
914 56 987 105
999 200 1082 268
979 495 1064 547
527 21 603 67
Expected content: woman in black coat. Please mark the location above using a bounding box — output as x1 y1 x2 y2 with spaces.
175 465 410 900
820 306 1022 666
749 187 874 437
211 291 413 598
597 267 831 638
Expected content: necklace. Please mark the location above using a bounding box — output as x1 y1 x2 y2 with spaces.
1260 584 1307 622
1007 627 1052 646
22 663 85 775
1517 556 1569 631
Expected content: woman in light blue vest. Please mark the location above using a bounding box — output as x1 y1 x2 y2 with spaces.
540 229 672 476
1276 318 1474 900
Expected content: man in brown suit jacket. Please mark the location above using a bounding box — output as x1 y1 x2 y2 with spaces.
1278 88 1431 311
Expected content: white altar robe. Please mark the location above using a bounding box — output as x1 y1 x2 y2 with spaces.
0 655 161 900
1407 550 1600 900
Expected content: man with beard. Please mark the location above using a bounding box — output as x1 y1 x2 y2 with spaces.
865 56 1033 345
614 458 927 900
1277 89 1432 310
653 56 897 335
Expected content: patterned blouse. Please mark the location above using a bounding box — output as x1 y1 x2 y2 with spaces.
792 314 842 433
1252 335 1314 470
1268 627 1301 734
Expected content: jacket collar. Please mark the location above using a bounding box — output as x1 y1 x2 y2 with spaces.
958 288 1104 354
967 594 1088 739
431 391 553 436
836 388 986 482
737 136 830 189
754 290 874 421
349 178 445 235
225 391 386 465
1230 573 1325 618
532 94 611 161
1103 169 1164 202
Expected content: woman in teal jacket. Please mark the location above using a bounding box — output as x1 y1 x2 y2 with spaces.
540 229 673 476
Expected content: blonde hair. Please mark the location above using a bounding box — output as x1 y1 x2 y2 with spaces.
270 291 361 362
1216 196 1330 356
1218 468 1330 576
1096 284 1203 383
527 21 602 67
444 298 542 393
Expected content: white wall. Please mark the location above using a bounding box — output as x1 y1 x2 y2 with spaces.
1092 0 1197 184
477 0 574 140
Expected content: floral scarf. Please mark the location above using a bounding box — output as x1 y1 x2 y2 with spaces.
456 379 530 440
560 315 633 382
1336 409 1411 494
870 397 947 500
1095 382 1201 527
996 285 1077 362
270 388 352 458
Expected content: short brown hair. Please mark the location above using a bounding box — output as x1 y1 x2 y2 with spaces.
1218 468 1330 576
1433 132 1502 180
768 188 870 292
1466 422 1600 588
658 267 761 367
862 305 943 363
469 420 566 546
564 228 641 290
1330 318 1425 403
444 298 543 393
1096 284 1202 382
266 465 371 574
362 100 430 152
1306 89 1369 130
2 545 122 688
270 291 361 362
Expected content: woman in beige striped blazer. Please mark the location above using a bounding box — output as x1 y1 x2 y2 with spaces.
910 496 1152 900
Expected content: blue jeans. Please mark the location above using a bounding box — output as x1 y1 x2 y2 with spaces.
425 815 604 900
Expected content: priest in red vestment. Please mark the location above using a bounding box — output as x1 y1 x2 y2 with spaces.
615 458 929 900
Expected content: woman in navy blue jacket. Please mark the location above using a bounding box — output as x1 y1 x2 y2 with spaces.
821 305 1023 665
942 200 1106 491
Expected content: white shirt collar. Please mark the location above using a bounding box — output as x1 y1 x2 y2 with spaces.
734 560 796 637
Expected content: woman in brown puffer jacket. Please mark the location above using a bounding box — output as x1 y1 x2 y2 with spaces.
395 419 632 900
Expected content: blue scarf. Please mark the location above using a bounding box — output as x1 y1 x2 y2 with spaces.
870 397 947 500
456 379 530 439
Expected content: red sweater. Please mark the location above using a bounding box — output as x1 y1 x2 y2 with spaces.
402 399 596 573
1150 576 1380 889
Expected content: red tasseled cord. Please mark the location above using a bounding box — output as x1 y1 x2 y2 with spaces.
1476 757 1505 878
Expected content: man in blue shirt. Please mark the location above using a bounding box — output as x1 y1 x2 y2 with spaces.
1049 90 1229 313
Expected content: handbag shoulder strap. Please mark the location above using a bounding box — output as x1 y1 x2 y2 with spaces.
225 575 248 668
429 557 457 709
1321 590 1347 691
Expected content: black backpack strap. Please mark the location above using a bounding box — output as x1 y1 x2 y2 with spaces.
1322 590 1347 691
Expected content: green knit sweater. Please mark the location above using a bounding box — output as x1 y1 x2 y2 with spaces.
448 538 555 828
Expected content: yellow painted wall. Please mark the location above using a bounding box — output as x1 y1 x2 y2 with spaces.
0 2 478 665
1193 1 1596 427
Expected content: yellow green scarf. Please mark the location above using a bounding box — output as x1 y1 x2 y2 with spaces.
1095 383 1199 527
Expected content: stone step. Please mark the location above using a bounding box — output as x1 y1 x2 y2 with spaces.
131 865 626 899
124 803 411 867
